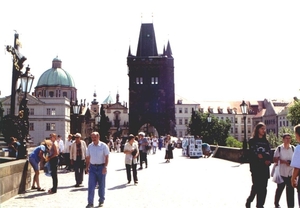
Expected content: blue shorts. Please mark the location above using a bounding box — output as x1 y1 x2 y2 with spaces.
29 157 40 171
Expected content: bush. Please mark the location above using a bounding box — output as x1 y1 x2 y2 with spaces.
226 136 242 148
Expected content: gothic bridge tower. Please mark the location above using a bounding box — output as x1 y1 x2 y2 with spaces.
127 23 175 136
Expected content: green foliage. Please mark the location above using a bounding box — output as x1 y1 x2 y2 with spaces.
188 111 231 146
287 100 300 126
226 136 242 148
267 130 280 148
267 127 297 148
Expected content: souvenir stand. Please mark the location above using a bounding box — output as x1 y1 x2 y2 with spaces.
182 136 203 158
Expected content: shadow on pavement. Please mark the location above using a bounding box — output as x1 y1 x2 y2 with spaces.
107 183 127 190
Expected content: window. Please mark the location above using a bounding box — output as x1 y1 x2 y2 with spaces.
247 118 251 124
184 119 188 125
151 77 158 84
179 108 182 113
230 127 233 134
29 123 34 131
179 131 183 137
179 119 182 125
47 108 51 115
46 123 56 131
51 108 56 115
6 108 10 115
230 117 233 123
49 91 54 97
184 108 188 113
136 77 143 84
63 92 67 97
30 108 34 115
235 128 238 133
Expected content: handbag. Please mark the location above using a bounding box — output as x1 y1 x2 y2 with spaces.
272 161 284 184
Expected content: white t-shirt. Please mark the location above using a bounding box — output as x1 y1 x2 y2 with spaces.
291 144 300 169
274 144 294 177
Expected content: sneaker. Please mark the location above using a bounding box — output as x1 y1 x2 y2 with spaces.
99 202 104 207
86 204 93 208
138 167 143 170
127 181 131 184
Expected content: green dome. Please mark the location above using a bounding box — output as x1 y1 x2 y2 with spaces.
36 58 75 87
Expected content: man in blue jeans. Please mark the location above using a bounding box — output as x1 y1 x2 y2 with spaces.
85 132 109 208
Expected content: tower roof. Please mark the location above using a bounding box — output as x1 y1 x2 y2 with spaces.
136 23 158 56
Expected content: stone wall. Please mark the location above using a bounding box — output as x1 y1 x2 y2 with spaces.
0 158 31 203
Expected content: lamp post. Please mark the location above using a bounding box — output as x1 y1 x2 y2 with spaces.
19 65 34 159
72 100 81 134
240 100 248 162
95 114 101 134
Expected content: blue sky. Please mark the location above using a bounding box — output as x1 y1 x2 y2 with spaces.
1 0 300 104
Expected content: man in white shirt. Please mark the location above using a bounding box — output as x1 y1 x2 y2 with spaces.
57 135 65 168
273 133 295 208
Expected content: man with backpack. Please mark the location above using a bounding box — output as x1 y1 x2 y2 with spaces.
273 133 295 208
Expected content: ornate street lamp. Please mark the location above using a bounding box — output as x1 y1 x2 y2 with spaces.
207 113 211 123
240 100 248 162
95 114 101 133
72 100 81 134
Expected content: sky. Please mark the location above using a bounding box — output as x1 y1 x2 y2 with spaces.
1 0 300 105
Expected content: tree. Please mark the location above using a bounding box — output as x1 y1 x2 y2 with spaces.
287 100 300 125
188 110 231 145
99 104 111 144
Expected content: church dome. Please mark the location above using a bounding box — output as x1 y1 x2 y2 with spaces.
36 57 75 87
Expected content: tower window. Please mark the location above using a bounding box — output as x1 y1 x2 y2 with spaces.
136 77 143 84
151 77 158 84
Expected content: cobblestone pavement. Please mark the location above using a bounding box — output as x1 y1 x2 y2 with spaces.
0 148 296 208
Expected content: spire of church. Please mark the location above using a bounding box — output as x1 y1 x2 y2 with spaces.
165 40 173 57
91 89 98 105
116 90 120 103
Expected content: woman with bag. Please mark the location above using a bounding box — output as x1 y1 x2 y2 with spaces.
273 133 294 208
70 133 87 187
164 135 174 163
123 134 139 185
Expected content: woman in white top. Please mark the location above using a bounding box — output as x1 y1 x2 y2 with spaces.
123 134 139 185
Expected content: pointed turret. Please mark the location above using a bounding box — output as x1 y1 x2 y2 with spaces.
128 46 132 57
165 40 173 57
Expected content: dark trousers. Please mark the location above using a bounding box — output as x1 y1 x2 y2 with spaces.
246 173 268 207
274 176 294 207
139 151 147 167
126 161 138 182
49 156 58 193
74 157 84 185
63 153 71 169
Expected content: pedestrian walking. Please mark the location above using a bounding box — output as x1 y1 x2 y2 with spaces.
245 122 271 208
291 124 300 207
123 134 139 185
47 133 59 194
85 131 109 208
63 134 73 171
70 133 87 187
164 135 174 163
152 136 158 154
273 133 295 208
138 132 149 169
28 139 52 191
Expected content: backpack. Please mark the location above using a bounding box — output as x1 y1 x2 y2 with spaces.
278 145 294 153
